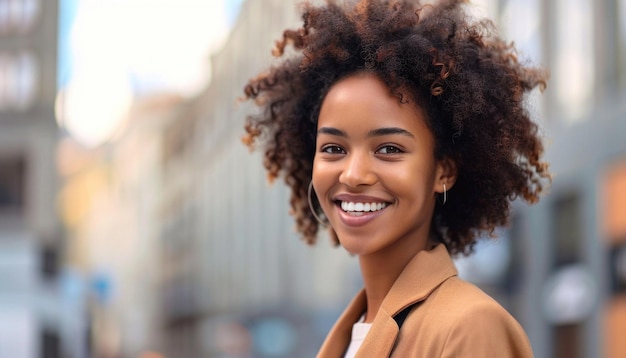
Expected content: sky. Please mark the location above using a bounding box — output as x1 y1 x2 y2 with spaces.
57 0 244 147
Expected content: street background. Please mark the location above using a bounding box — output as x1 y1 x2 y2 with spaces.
1 0 626 357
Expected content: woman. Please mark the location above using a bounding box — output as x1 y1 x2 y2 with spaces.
243 0 550 356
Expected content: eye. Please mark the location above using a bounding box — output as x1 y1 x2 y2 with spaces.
321 145 345 154
376 145 403 154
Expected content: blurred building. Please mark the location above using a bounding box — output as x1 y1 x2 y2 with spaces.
54 0 626 358
0 0 85 357
57 93 187 357
459 1 626 358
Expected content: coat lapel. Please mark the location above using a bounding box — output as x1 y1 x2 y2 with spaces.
359 244 458 357
317 244 458 357
355 309 399 357
381 244 458 314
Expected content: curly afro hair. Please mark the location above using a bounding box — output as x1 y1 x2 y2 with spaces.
243 0 550 256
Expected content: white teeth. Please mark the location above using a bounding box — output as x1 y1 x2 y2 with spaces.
340 201 387 212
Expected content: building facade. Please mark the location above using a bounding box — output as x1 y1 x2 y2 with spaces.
0 0 83 357
57 93 186 357
495 0 626 357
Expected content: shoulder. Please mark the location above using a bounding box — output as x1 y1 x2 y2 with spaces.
416 277 523 330
398 277 533 357
428 276 513 321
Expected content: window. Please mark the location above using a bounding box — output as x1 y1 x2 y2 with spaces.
0 0 40 35
618 0 626 90
0 54 9 108
0 155 26 215
507 214 524 294
40 245 60 281
554 323 583 358
0 51 39 111
500 0 545 122
40 328 61 358
553 192 583 266
553 0 595 122
549 191 591 358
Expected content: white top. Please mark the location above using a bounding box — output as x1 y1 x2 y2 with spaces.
343 315 372 358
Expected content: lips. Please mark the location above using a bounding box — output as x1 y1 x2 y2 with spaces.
332 194 392 226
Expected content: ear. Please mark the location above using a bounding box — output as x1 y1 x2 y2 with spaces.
434 157 457 194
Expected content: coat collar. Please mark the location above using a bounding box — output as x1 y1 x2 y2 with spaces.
316 244 458 358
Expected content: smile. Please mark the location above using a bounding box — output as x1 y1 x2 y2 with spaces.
333 199 390 226
340 201 388 213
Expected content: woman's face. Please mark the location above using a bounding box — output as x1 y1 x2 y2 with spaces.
312 72 446 258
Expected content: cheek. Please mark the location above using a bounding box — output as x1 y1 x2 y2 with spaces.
384 162 436 195
311 158 328 192
391 159 423 177
312 159 342 205
312 156 320 181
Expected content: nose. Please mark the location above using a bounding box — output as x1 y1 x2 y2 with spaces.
339 151 377 188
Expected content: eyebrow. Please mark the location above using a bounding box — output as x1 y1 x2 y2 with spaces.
368 127 415 138
317 126 415 138
317 127 346 137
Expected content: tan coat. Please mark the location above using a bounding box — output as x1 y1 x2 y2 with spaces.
317 244 533 357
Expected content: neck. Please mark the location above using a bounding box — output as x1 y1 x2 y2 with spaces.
358 238 431 323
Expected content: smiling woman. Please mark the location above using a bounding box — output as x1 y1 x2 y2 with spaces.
243 0 550 356
313 73 444 261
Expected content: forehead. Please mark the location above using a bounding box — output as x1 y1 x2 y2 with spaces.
318 72 428 130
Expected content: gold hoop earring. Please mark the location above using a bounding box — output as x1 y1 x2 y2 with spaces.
308 182 329 226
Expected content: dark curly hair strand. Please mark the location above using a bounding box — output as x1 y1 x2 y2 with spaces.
243 0 550 256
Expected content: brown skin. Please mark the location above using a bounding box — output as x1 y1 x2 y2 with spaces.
313 73 457 321
243 0 550 257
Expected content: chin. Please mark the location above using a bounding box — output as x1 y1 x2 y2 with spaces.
336 235 373 256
